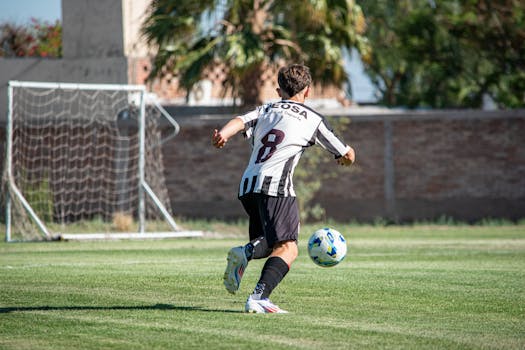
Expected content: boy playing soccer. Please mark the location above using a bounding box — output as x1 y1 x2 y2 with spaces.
212 64 355 313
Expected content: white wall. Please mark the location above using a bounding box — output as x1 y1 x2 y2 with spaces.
122 0 153 58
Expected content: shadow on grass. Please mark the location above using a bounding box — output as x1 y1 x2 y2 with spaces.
0 304 241 314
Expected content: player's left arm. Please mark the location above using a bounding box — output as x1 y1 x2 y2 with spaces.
315 120 356 166
336 146 355 166
212 117 245 148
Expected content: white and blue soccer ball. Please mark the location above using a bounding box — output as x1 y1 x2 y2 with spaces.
307 228 347 267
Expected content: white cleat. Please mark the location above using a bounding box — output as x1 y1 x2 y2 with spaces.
245 295 288 314
223 246 248 294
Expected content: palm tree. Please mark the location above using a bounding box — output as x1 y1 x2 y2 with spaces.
142 0 369 107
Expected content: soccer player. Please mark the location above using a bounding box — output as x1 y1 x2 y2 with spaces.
212 64 355 313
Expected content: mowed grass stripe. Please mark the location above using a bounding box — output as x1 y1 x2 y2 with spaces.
1 224 524 349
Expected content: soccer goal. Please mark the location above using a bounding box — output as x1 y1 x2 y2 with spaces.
3 81 200 241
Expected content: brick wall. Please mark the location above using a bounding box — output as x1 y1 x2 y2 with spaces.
2 109 524 223
162 109 525 222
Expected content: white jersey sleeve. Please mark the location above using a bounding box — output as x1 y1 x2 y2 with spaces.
237 108 260 142
314 119 351 158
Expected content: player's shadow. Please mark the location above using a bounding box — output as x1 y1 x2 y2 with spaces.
0 304 241 314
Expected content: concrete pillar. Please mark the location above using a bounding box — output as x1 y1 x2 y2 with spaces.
61 0 125 58
384 119 396 219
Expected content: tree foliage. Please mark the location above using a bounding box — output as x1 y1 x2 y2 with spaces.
142 0 369 107
294 117 352 221
0 18 62 58
359 0 525 108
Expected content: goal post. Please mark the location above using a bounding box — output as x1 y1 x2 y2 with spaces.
3 81 196 241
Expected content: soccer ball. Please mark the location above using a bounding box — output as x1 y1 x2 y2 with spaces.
307 228 347 267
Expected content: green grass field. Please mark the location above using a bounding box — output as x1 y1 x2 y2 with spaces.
1 223 524 349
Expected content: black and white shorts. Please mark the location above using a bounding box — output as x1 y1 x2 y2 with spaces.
239 193 300 248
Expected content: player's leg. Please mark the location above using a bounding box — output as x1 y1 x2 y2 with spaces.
246 240 297 305
245 195 299 313
223 194 271 294
242 193 273 260
270 239 299 266
245 240 297 313
245 236 272 259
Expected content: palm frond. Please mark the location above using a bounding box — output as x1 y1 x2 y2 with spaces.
142 0 369 105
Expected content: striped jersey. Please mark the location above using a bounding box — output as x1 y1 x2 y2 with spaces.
238 100 350 197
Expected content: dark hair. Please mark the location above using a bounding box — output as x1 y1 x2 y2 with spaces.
277 64 312 97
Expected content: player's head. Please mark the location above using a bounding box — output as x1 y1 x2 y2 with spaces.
277 64 312 99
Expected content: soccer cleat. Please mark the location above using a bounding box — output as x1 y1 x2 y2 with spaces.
245 295 288 314
223 246 248 294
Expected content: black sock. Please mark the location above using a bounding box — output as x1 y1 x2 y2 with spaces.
244 236 271 260
252 256 289 299
244 244 253 260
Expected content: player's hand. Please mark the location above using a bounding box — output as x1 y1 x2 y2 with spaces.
212 129 227 148
337 146 355 166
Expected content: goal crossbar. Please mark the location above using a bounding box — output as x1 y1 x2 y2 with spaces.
8 80 147 91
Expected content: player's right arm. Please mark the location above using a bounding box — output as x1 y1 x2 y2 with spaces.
212 117 245 148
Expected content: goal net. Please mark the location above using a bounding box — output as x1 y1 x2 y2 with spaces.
3 81 188 241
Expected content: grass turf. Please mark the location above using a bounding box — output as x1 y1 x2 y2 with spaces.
0 223 524 349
